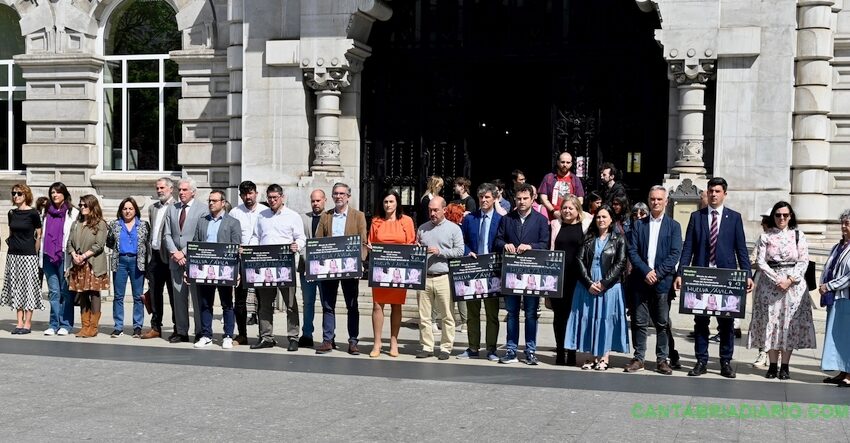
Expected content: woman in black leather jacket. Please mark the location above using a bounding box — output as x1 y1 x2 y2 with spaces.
565 205 630 370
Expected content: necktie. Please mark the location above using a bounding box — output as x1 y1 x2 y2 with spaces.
709 209 718 265
478 214 488 255
179 205 187 231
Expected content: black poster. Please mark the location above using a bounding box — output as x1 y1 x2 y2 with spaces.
500 249 565 297
305 235 363 282
186 242 239 287
448 253 503 301
241 244 297 288
368 244 427 290
679 266 748 319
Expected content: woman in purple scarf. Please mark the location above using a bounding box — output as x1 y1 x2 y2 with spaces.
41 182 79 336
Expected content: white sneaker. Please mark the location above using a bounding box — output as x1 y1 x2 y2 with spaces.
752 351 768 367
43 328 55 336
194 336 213 348
222 337 233 349
57 328 69 336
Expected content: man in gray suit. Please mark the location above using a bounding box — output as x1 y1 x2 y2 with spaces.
163 177 209 343
191 190 242 349
142 177 176 339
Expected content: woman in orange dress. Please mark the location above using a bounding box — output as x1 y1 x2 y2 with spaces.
368 190 416 357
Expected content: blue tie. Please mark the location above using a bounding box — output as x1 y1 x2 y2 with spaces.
478 214 488 255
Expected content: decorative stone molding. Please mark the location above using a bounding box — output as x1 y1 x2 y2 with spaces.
667 59 714 176
17 0 98 54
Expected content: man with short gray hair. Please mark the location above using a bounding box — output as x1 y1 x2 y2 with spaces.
142 177 175 339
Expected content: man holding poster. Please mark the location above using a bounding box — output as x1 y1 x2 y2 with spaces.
191 190 241 349
494 183 550 365
458 182 502 361
675 177 752 378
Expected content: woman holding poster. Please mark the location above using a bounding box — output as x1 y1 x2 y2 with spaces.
565 205 629 371
819 210 850 386
749 202 816 380
367 190 416 358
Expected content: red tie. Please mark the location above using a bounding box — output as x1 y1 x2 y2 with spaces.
709 210 718 265
179 205 187 231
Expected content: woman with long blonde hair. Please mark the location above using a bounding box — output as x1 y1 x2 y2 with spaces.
67 194 110 338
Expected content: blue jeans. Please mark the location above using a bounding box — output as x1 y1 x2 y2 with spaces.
198 284 234 338
299 273 323 338
113 254 145 330
44 256 74 330
505 295 539 355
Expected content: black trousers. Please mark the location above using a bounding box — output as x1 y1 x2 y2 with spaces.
550 283 576 351
147 251 174 332
234 286 249 337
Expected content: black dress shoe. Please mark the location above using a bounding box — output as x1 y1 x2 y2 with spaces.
670 359 683 370
688 361 708 376
720 360 737 379
168 332 179 341
734 328 742 338
566 350 577 367
298 336 314 347
287 339 299 352
169 334 189 343
250 339 276 350
247 313 258 326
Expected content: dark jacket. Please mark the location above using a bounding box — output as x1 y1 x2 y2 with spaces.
577 231 627 291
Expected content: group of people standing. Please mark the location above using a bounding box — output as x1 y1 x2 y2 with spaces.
3 153 850 385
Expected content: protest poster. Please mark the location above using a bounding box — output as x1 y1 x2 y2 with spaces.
368 244 427 290
305 235 363 282
679 266 748 318
500 249 565 297
241 244 297 288
186 242 239 286
448 253 503 301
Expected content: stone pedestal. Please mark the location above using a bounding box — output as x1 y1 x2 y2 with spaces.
671 82 708 175
170 49 232 190
14 53 103 188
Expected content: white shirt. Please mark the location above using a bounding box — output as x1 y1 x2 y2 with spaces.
230 203 262 245
647 213 664 270
251 205 306 249
151 197 173 250
707 205 724 267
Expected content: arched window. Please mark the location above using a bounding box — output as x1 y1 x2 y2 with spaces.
0 5 25 171
101 0 181 172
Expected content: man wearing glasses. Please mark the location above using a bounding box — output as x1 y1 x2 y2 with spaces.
315 183 368 355
250 184 306 350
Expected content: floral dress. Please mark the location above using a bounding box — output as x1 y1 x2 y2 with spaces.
748 228 816 350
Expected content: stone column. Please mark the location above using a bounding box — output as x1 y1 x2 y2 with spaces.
791 0 836 235
668 58 715 176
16 54 102 187
170 49 231 190
304 66 350 175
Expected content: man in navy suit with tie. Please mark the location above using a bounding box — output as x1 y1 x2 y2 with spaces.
625 186 682 375
675 177 753 378
494 183 550 365
457 183 503 361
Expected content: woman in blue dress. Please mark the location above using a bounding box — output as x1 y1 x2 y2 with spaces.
566 205 629 370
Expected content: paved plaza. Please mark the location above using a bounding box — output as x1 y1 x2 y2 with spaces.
1 283 848 441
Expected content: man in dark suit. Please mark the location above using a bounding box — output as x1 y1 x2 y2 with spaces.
191 190 242 349
675 177 753 378
163 178 209 343
494 183 551 365
297 189 326 348
142 177 175 339
457 182 502 361
315 182 368 355
625 186 682 375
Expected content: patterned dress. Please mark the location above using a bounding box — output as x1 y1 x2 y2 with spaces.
1 208 44 310
748 228 816 350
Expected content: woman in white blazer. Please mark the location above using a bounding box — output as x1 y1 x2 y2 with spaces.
40 182 79 336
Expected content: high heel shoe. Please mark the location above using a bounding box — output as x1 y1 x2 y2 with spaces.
389 349 399 357
369 349 381 358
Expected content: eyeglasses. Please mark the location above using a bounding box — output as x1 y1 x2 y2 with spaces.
79 203 87 208
774 213 791 218
332 192 349 197
208 199 222 203
10 191 23 197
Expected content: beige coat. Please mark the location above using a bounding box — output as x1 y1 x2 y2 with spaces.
66 219 109 277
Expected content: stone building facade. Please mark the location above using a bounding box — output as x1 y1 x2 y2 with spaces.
0 0 847 245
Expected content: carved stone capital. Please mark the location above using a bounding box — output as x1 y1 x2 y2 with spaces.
668 59 716 84
672 140 707 175
303 66 352 91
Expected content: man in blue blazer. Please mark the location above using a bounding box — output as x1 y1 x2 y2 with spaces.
494 183 551 365
191 190 242 349
625 186 682 375
457 183 503 361
675 177 753 378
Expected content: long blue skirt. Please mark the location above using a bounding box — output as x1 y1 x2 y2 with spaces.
821 298 850 372
565 281 630 356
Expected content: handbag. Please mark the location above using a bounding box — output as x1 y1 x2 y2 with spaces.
141 290 153 314
795 230 817 291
